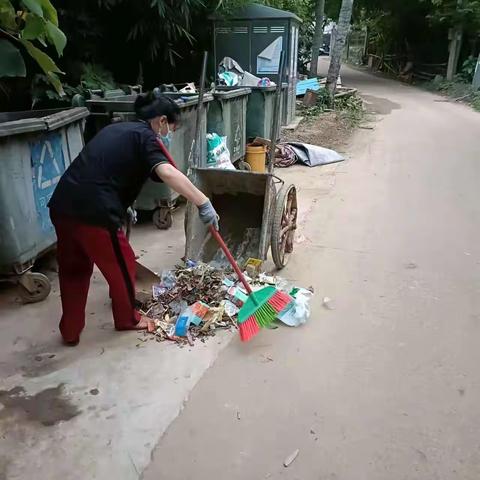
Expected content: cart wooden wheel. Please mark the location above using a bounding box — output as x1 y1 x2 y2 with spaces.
152 207 172 230
18 272 51 304
271 184 298 269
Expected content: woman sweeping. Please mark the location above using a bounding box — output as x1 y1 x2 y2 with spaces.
48 92 219 346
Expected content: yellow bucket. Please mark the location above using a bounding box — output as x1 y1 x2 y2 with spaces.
245 144 266 173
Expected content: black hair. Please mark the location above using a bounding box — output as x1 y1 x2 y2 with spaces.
134 91 181 123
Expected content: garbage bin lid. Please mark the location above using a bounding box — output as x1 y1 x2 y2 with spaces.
213 88 252 99
0 107 89 138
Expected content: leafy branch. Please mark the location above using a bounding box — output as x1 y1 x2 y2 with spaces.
0 0 66 94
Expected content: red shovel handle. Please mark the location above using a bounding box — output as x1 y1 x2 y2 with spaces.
209 225 253 295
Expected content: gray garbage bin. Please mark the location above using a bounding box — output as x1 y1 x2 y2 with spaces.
0 107 89 302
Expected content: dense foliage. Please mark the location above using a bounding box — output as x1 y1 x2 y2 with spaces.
2 0 479 110
353 0 479 66
0 0 66 94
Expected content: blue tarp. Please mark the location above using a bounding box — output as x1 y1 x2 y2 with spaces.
296 78 323 96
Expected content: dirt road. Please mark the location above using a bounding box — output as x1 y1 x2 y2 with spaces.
143 63 480 479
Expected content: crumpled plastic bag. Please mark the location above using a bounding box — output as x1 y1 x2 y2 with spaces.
218 57 275 88
218 71 239 86
277 288 313 327
179 82 196 93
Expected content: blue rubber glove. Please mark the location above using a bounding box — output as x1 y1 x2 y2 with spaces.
198 200 219 230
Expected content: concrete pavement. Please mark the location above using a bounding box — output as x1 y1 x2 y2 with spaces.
0 124 337 478
143 62 480 479
0 211 234 480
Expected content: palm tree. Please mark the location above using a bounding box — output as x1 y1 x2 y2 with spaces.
326 0 354 93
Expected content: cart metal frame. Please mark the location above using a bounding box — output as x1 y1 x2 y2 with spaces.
184 168 297 269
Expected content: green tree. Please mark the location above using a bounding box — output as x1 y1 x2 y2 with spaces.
95 0 205 65
427 0 480 78
263 0 318 74
213 0 253 12
338 0 480 77
0 0 66 94
310 0 325 76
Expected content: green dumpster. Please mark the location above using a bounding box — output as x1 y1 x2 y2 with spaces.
85 94 138 142
244 86 277 140
85 93 213 229
207 88 251 163
216 86 282 141
0 107 89 303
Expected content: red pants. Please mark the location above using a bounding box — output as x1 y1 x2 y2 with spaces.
51 214 141 342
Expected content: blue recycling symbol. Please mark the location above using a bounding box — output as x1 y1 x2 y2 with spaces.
30 132 66 232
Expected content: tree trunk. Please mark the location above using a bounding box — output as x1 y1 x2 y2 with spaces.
446 26 463 81
326 0 354 94
446 0 463 81
309 0 325 77
473 53 480 89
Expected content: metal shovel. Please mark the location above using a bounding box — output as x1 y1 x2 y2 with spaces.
125 209 161 303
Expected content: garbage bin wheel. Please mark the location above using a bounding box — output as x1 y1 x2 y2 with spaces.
152 207 173 230
271 184 298 270
238 161 251 171
18 272 52 304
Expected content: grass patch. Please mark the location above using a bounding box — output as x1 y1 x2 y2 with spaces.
300 88 365 127
335 94 365 127
427 77 480 112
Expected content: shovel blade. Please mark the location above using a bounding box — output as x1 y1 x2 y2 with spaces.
135 261 160 303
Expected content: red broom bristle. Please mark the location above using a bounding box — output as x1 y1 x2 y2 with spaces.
239 316 260 342
268 291 293 312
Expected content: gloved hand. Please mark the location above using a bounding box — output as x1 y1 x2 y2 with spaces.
198 200 219 230
127 207 137 225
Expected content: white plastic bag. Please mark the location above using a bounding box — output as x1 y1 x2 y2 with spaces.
277 288 313 327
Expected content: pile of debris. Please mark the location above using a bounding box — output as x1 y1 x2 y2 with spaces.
139 262 234 346
138 261 313 347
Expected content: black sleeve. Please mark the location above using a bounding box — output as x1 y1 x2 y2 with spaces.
141 130 169 182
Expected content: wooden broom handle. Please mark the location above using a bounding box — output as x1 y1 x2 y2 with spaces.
209 225 253 295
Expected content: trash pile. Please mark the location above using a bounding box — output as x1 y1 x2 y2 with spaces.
218 57 275 88
139 260 313 347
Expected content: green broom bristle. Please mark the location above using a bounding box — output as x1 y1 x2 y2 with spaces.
255 302 278 327
237 287 294 341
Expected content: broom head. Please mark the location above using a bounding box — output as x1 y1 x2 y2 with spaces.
237 286 293 342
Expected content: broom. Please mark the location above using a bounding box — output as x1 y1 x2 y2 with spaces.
209 226 293 342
